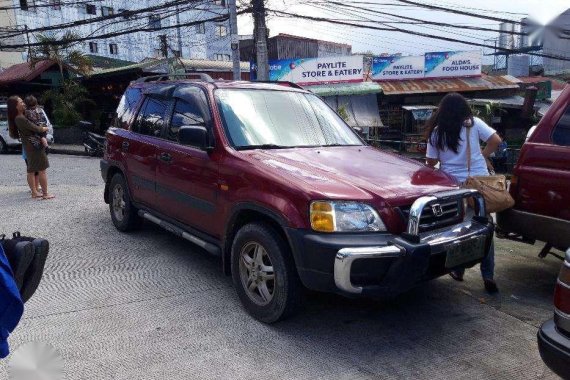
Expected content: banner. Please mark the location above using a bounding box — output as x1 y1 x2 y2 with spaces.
371 55 424 80
424 51 481 78
251 55 364 85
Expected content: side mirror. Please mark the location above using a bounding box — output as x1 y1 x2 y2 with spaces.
178 125 209 150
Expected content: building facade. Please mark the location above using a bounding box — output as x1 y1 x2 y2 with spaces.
240 33 352 62
543 8 570 75
0 0 232 69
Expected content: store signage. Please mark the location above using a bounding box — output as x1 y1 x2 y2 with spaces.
250 55 364 85
424 51 481 78
372 55 424 80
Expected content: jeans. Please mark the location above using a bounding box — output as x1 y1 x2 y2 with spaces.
454 240 495 280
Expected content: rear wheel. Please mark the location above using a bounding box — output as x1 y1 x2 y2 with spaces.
109 173 140 231
231 223 302 323
0 137 7 154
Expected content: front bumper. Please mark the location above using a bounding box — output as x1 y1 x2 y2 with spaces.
538 319 570 379
288 189 493 296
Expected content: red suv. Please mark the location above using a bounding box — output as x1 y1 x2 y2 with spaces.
497 84 570 255
101 75 493 323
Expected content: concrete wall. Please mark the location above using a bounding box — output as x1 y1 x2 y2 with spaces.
543 9 570 75
0 0 232 65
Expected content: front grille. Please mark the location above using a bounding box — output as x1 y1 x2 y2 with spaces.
398 200 463 232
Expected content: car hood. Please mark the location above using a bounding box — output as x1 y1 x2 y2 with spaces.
241 145 458 206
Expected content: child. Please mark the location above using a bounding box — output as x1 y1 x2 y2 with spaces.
23 95 49 150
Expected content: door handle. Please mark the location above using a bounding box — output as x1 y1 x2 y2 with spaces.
159 152 172 162
121 141 129 150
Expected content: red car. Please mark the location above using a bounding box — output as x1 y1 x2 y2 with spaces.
101 75 493 323
497 84 570 256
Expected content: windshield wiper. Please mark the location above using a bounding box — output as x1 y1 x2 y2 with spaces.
237 144 288 150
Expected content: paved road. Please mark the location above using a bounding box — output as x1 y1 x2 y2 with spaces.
0 153 563 379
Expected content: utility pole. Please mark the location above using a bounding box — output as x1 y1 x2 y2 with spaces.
175 3 183 57
228 0 241 80
24 25 31 62
252 0 269 81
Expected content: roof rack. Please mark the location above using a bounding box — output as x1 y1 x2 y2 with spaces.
134 73 215 84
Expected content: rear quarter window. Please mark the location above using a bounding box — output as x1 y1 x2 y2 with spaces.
552 105 570 146
115 88 142 129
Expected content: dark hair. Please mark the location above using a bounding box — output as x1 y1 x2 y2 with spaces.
424 92 474 154
7 96 20 139
24 94 38 108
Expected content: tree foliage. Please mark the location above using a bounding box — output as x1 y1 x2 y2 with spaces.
41 81 95 128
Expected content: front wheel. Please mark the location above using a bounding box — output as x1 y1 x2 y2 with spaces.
109 173 140 232
0 137 7 154
231 223 302 323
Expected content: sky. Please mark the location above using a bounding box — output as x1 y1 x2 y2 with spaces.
237 0 570 59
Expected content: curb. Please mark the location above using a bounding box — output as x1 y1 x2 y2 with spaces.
50 147 90 157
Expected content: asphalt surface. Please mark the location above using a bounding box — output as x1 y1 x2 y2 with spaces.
0 153 563 379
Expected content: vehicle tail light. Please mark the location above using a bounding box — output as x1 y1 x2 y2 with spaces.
554 252 570 315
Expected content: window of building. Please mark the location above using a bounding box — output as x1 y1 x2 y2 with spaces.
86 4 96 15
133 97 171 138
50 0 61 10
214 53 231 61
20 0 33 11
118 8 131 19
89 42 98 53
196 23 205 34
171 50 181 58
101 6 114 16
215 25 227 37
213 0 226 6
149 15 161 30
168 96 207 143
553 106 570 146
109 43 118 55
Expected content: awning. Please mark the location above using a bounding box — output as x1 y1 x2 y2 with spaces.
377 75 520 95
303 81 382 97
468 96 529 109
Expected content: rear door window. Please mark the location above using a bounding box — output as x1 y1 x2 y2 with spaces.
133 96 170 138
115 87 142 129
553 105 570 146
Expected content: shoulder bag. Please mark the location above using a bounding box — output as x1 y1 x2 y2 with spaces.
462 127 515 214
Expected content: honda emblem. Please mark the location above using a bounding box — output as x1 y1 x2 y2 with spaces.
431 204 444 217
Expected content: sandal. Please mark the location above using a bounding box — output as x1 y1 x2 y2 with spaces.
41 194 55 200
449 270 464 282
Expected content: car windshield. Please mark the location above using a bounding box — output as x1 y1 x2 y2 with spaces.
215 89 363 149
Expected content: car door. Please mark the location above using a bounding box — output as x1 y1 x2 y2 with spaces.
155 85 219 236
516 103 570 221
124 95 171 208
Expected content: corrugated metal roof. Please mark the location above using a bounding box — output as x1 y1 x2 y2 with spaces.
303 81 382 96
377 75 520 95
0 60 56 85
92 58 250 76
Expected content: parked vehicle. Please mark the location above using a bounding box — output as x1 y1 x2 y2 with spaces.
79 121 106 157
538 249 570 379
497 85 570 258
0 103 54 154
101 75 494 323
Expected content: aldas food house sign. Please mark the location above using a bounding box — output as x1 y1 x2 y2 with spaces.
250 56 364 85
372 50 482 81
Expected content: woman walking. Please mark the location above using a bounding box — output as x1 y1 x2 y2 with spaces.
7 96 55 200
425 93 501 293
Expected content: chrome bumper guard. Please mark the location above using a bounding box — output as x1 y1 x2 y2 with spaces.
334 189 488 294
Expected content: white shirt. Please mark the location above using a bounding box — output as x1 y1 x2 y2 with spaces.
426 117 496 183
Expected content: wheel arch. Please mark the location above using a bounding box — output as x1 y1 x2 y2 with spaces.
223 204 294 276
104 165 127 204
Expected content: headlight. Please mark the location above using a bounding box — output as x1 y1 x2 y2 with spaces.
310 201 386 233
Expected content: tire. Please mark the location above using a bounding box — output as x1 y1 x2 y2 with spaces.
231 222 302 323
108 173 140 232
0 137 7 154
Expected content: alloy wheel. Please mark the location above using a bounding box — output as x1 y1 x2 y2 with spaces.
239 242 275 306
112 184 126 222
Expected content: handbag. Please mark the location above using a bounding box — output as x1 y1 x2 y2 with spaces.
28 136 42 151
462 127 515 214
